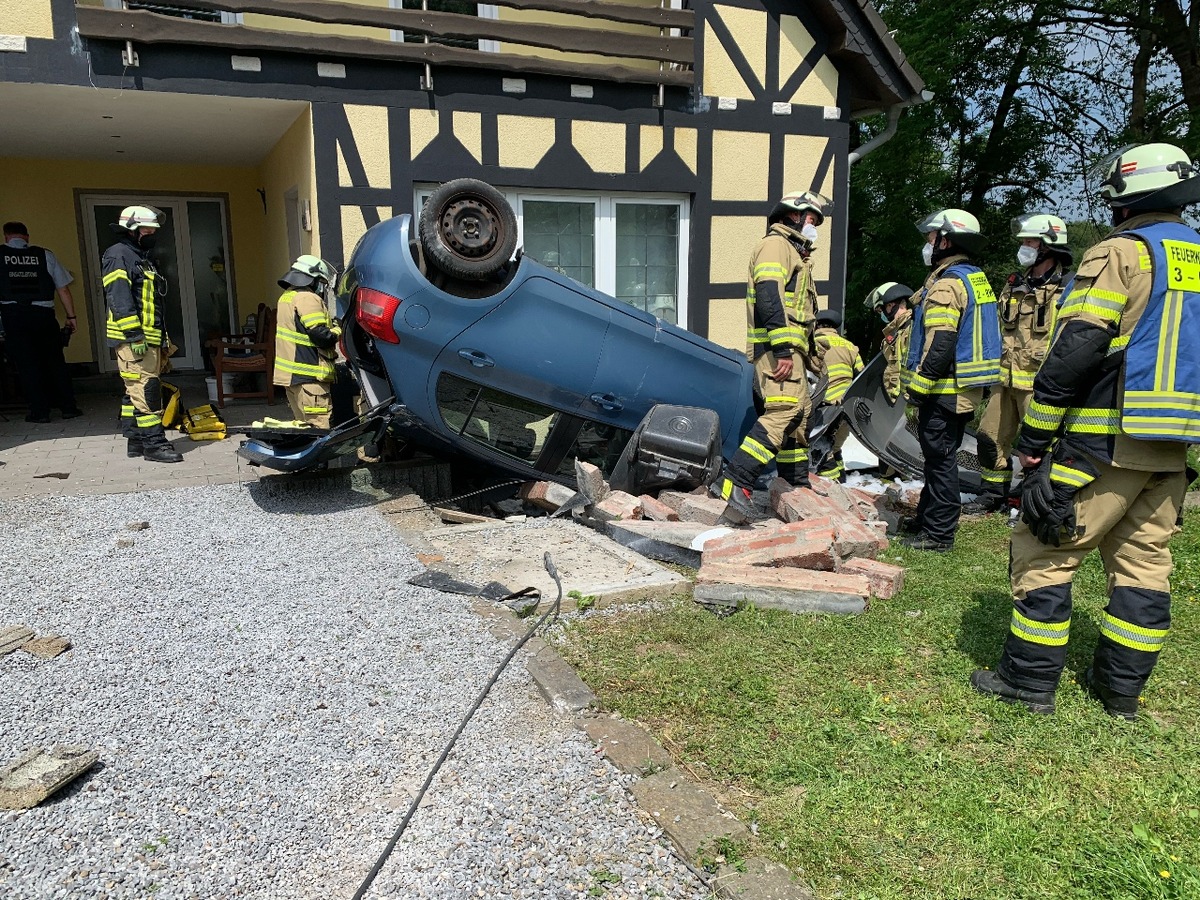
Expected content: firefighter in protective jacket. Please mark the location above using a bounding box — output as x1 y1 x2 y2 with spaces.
101 205 182 463
972 142 1200 719
971 213 1073 511
710 190 831 521
900 209 1002 551
812 308 863 481
865 282 914 403
273 255 342 429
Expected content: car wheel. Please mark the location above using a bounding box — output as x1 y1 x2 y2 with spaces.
419 179 517 282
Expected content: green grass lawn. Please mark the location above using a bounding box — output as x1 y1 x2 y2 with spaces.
554 511 1200 900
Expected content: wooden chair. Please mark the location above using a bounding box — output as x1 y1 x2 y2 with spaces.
206 303 276 408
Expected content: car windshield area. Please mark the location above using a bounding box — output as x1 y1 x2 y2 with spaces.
435 373 634 476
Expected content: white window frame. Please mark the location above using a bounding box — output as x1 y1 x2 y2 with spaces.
415 185 691 327
389 0 501 51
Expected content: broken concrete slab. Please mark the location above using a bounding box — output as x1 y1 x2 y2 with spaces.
630 770 750 859
606 520 735 568
423 519 689 608
694 582 868 616
0 746 98 810
525 641 597 714
576 713 673 776
0 626 34 656
20 635 72 660
714 857 815 900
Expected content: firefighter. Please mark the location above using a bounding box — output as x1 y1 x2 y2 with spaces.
969 214 1073 513
273 255 341 429
710 190 832 520
865 282 914 403
812 308 864 481
101 205 181 463
900 209 1001 551
972 142 1200 719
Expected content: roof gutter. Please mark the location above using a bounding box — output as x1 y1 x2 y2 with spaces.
848 90 932 166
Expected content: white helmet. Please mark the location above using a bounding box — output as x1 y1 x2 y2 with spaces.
118 205 164 231
864 281 913 311
1011 213 1068 247
278 254 336 290
769 190 833 226
1094 142 1200 210
915 208 986 255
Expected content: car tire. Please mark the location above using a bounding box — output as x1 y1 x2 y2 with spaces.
419 179 517 281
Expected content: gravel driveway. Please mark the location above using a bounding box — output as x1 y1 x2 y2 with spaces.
0 482 706 899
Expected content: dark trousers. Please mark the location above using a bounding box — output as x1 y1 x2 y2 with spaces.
914 400 970 544
0 304 76 418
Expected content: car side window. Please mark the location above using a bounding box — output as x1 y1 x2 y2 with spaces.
554 420 634 478
436 374 556 464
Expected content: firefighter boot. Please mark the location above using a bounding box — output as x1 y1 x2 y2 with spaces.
127 438 144 458
141 423 183 464
1084 667 1139 721
970 670 1056 715
710 469 758 524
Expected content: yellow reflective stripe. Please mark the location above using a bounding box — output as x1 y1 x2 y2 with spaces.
1025 400 1066 429
299 311 329 327
275 358 330 377
1009 370 1037 390
980 468 1008 484
762 394 796 406
1123 390 1200 409
906 372 956 395
1106 335 1130 357
826 364 854 378
1049 463 1094 488
1011 610 1070 646
748 328 769 344
120 405 135 417
752 263 787 280
738 436 773 464
768 326 806 346
277 326 315 347
141 275 155 335
1156 289 1185 393
135 414 162 427
825 384 849 403
103 270 130 286
924 309 960 328
1100 612 1168 652
302 406 329 414
119 371 141 381
1119 418 1200 438
957 360 999 373
776 448 808 463
1064 407 1120 434
1061 287 1127 324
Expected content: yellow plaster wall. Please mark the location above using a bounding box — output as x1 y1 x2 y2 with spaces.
707 296 746 354
793 56 838 108
675 127 697 175
343 104 391 188
0 158 265 365
497 115 555 169
573 121 625 175
711 131 770 202
258 107 317 304
702 6 767 99
0 0 54 39
709 216 761 284
453 111 483 163
410 109 440 160
341 206 393 264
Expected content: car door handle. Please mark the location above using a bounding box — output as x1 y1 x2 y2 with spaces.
458 349 495 368
589 392 623 412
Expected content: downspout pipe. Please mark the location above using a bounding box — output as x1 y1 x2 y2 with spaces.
848 90 933 166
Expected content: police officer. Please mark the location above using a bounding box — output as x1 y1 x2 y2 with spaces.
102 205 181 463
0 222 82 423
901 210 1001 551
811 308 864 481
711 190 831 520
865 282 914 403
969 214 1073 513
273 255 341 429
972 143 1200 719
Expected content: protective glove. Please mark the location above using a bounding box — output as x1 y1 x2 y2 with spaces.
1020 445 1096 546
130 339 148 358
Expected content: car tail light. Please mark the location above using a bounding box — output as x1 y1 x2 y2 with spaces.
356 287 402 344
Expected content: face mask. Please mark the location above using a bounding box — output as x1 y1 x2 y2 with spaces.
1016 245 1039 267
921 242 934 267
138 232 158 250
880 311 890 324
801 223 819 247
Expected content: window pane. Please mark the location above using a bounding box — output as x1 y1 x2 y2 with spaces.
616 204 679 323
436 374 557 464
555 420 635 478
400 0 478 48
523 200 595 288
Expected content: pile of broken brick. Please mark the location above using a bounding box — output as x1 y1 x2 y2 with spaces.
520 462 906 616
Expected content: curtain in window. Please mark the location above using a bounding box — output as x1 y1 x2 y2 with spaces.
523 201 595 288
615 204 679 324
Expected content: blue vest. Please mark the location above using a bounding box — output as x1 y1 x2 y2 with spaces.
1121 221 1200 441
904 263 1002 392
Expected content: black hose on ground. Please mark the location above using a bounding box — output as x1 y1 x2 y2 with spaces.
351 552 564 900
